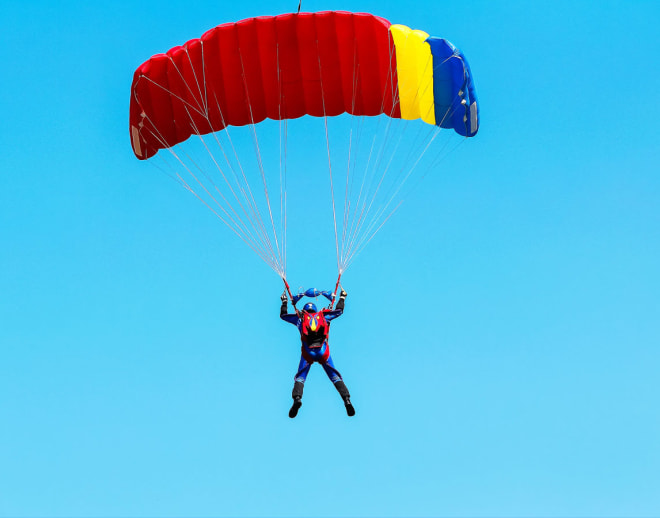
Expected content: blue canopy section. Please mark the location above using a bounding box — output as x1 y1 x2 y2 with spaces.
426 37 479 137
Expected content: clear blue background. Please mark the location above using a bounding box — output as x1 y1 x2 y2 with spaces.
1 1 659 516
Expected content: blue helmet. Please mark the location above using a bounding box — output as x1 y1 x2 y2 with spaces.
303 302 317 313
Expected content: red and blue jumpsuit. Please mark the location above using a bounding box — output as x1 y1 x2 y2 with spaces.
280 297 345 384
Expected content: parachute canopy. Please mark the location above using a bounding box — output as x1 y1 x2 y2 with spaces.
128 11 480 279
129 11 479 160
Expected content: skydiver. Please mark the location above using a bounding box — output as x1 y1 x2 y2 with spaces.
280 288 355 418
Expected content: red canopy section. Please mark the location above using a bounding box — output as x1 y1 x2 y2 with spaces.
129 11 400 159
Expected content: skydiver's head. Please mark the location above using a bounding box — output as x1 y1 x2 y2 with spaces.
303 303 317 313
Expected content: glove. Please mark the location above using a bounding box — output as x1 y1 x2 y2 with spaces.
281 292 288 303
339 289 347 299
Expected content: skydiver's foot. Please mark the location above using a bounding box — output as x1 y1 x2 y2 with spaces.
289 397 302 418
344 398 355 417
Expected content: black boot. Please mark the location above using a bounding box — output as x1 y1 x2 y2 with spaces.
334 380 355 417
289 397 302 418
289 381 304 418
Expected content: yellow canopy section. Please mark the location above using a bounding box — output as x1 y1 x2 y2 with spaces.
389 24 436 125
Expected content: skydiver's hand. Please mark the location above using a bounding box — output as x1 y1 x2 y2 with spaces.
340 289 347 299
281 292 288 303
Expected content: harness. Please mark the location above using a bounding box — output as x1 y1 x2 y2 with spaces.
301 311 329 345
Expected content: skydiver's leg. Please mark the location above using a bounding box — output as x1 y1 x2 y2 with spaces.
320 354 342 382
289 381 303 418
322 355 355 417
290 355 311 418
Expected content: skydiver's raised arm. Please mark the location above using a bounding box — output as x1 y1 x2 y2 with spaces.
280 292 300 325
280 292 288 317
324 289 347 321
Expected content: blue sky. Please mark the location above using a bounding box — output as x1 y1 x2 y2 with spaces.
1 1 659 517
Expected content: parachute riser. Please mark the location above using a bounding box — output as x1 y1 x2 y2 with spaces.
282 277 301 317
329 272 342 309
